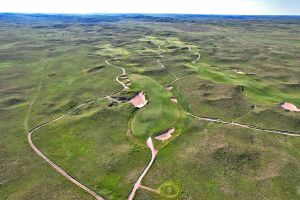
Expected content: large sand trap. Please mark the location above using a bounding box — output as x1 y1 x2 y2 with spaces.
155 128 175 141
281 102 300 112
130 92 148 108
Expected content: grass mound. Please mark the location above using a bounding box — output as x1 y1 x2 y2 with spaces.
159 181 180 198
87 65 106 74
129 74 180 138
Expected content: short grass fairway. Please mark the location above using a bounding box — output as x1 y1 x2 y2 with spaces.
129 74 181 138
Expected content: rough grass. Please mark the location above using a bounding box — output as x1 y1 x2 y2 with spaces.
139 118 300 200
32 101 149 200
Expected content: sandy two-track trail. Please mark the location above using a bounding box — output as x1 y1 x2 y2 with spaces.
128 137 158 200
25 59 128 200
186 112 300 137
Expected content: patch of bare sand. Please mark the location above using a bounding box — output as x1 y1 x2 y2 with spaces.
234 69 246 75
281 102 300 112
171 97 178 103
166 85 173 91
129 92 148 108
155 128 175 141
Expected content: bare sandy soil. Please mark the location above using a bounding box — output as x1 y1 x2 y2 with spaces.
129 92 148 108
155 128 175 141
281 102 300 112
234 69 246 74
171 97 178 103
166 85 173 91
128 137 158 200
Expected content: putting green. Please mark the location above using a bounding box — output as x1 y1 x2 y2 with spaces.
129 74 180 138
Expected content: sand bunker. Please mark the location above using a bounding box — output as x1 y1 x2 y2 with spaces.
155 128 175 141
166 85 173 91
171 97 178 103
130 92 148 108
234 69 246 75
281 102 300 112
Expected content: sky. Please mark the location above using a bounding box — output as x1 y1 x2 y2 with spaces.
0 0 299 15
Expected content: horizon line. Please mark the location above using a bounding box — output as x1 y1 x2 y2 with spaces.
1 12 300 17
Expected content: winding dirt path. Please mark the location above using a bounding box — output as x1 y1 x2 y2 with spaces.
153 44 177 79
128 137 158 200
27 129 104 200
139 185 160 194
188 46 201 64
106 59 129 90
26 96 109 200
186 112 300 137
167 74 197 86
24 80 42 133
26 59 129 200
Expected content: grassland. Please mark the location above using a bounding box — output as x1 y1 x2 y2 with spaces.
32 101 149 200
138 117 300 200
1 14 300 200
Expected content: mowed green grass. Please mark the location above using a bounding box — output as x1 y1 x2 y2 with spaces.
129 74 180 138
187 62 300 106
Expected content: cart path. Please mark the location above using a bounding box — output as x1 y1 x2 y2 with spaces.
27 129 104 200
139 185 160 194
106 58 129 90
26 59 129 200
128 137 158 200
167 74 197 86
24 80 42 133
186 112 300 137
157 59 178 79
188 46 201 63
151 41 177 79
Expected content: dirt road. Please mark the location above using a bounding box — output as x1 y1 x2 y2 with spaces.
128 137 158 200
188 46 201 63
186 112 300 137
106 59 129 90
25 58 129 200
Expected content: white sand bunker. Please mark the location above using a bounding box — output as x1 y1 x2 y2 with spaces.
166 85 173 91
155 128 175 141
171 97 178 103
130 92 148 108
281 102 300 112
234 69 246 75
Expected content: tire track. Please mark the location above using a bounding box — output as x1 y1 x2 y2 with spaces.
188 46 201 64
186 112 300 137
128 137 158 200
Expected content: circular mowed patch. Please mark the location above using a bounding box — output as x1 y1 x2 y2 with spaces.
159 181 180 198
